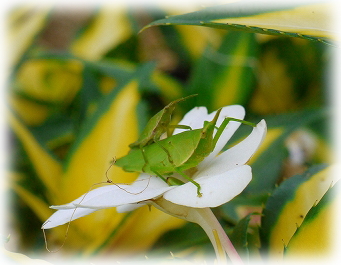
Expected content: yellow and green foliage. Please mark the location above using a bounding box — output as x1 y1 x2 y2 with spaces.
6 1 335 263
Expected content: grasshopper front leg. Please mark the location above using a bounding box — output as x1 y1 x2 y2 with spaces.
213 117 256 148
174 168 202 197
151 164 202 197
166 124 192 137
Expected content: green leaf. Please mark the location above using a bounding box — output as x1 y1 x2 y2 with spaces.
31 51 183 102
284 183 338 257
229 213 255 257
245 108 328 194
220 193 268 224
70 7 133 60
151 71 184 102
149 222 212 257
145 8 193 65
51 64 153 252
11 179 53 222
9 93 51 126
13 59 83 102
8 111 62 197
218 108 329 224
30 114 75 153
9 6 50 67
186 31 258 111
144 1 333 45
63 63 154 173
259 164 338 258
31 51 136 85
249 37 328 115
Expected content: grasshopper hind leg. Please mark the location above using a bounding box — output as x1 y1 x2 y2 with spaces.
150 166 202 197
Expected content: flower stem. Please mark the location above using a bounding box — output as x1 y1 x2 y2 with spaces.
151 199 243 264
189 208 244 265
212 229 227 263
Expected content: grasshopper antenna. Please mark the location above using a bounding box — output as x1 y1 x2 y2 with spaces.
42 157 152 252
105 157 116 183
42 207 77 253
105 157 151 195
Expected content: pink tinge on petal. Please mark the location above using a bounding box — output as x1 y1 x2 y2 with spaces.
197 119 267 177
163 165 252 208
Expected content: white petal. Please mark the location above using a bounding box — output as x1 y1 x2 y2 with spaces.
51 176 169 210
173 107 208 135
116 203 146 213
50 185 119 210
131 174 169 188
73 185 174 209
200 105 245 166
43 176 169 228
174 105 245 169
42 208 98 229
197 119 267 176
164 165 252 208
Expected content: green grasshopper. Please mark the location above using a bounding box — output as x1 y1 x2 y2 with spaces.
116 108 256 197
129 94 197 149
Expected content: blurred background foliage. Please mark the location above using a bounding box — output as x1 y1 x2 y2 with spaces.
6 2 336 264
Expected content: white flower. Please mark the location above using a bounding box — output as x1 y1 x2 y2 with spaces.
42 105 266 229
